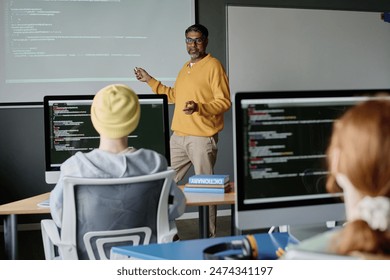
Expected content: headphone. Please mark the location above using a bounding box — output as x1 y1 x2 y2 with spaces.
203 235 258 260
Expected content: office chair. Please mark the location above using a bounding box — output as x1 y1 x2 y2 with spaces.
41 169 177 260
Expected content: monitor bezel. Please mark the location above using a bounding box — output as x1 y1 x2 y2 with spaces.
44 94 170 179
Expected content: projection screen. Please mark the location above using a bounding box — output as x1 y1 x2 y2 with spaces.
0 0 195 103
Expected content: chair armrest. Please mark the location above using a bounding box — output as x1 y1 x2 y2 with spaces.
41 219 62 260
158 226 178 243
41 219 78 260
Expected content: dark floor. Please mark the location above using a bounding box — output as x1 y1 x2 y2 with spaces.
0 229 45 260
176 215 232 240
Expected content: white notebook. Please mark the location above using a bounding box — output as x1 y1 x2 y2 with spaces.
37 199 50 208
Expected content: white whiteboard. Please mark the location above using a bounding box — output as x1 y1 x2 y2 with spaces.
227 6 390 95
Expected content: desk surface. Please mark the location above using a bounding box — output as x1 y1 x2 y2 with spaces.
0 186 235 215
112 232 299 260
0 192 50 215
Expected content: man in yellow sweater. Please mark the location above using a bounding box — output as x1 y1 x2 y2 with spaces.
134 24 231 237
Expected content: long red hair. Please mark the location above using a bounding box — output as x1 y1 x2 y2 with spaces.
326 97 390 256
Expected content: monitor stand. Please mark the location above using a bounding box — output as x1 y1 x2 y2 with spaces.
271 221 342 241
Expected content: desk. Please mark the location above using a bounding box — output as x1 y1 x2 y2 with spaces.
0 192 51 260
112 232 299 260
179 184 235 239
0 186 235 259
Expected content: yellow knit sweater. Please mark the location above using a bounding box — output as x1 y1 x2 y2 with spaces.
148 54 231 137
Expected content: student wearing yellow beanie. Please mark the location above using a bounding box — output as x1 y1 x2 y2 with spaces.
91 84 140 140
50 84 185 234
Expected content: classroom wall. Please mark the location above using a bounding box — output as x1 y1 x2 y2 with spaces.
1 0 389 208
227 7 390 93
196 0 390 195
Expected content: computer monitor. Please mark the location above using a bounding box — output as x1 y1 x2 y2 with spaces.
233 89 389 231
44 94 170 184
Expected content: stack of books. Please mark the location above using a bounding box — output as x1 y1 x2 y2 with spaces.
183 174 231 193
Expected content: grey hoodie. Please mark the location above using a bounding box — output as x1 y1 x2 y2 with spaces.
50 148 185 228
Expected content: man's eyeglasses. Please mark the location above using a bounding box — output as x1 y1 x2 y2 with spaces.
185 37 204 44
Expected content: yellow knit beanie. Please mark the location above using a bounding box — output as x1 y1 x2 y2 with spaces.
91 84 140 139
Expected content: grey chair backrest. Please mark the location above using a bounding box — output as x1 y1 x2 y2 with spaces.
60 169 175 260
74 181 162 259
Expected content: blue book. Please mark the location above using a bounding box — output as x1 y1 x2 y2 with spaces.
188 174 229 185
184 185 231 194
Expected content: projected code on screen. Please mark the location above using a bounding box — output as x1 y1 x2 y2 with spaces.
1 0 193 102
6 0 147 82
